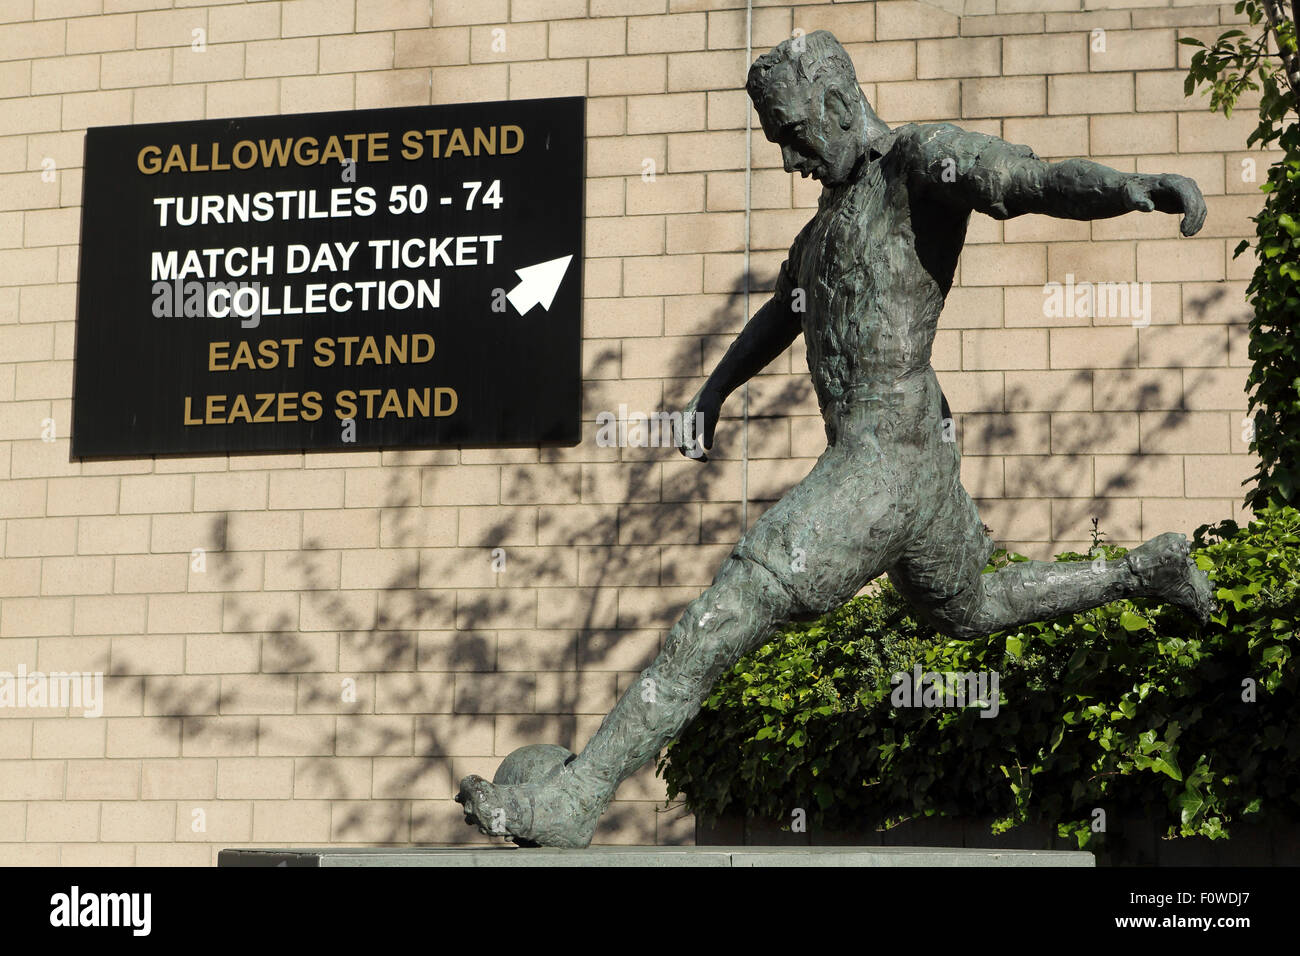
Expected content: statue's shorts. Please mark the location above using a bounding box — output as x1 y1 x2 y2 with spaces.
728 385 993 620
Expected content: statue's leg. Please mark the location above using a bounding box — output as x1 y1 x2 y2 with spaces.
889 483 1216 640
456 443 906 847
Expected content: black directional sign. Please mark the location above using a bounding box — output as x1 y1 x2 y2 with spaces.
71 96 584 458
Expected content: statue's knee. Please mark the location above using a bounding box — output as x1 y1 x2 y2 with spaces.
720 553 805 620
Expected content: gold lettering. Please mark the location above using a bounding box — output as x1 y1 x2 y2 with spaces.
138 145 162 175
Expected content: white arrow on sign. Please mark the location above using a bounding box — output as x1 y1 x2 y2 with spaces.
505 255 573 316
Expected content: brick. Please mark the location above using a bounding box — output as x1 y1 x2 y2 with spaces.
194 472 267 511
1137 70 1202 113
283 0 355 37
469 21 546 62
627 92 707 134
27 802 99 842
665 129 744 174
1094 368 1183 410
32 716 105 759
1095 453 1185 498
432 0 507 25
320 32 394 73
395 26 468 67
75 595 147 635
136 8 202 48
1139 325 1228 368
107 717 182 759
174 800 252 842
65 758 140 800
208 78 281 118
1143 498 1235 540
1178 110 1257 153
209 2 282 42
101 48 172 89
226 512 301 551
22 207 80 250
624 15 700 55
47 475 119 516
586 53 665 96
119 474 192 514
1092 112 1178 156
1049 73 1134 115
876 0 957 40
329 798 408 842
1002 32 1087 76
0 558 40 597
1183 367 1249 410
1051 411 1140 455
31 54 100 94
358 0 429 32
246 38 319 78
792 4 876 43
587 214 665 257
0 247 57 284
213 756 294 799
1050 328 1138 369
135 82 206 123
42 555 114 595
0 477 44 518
1184 454 1255 497
171 43 245 84
962 76 1045 118
1136 238 1225 282
221 591 299 634
668 49 746 92
67 13 135 54
1198 193 1265 240
1051 496 1142 544
252 799 332 842
257 715 335 756
622 253 703 296
504 59 580 98
62 89 133 129
112 554 186 596
147 593 223 634
6 516 76 556
268 470 344 510
918 37 1000 79
335 714 412 756
1140 410 1229 453
875 79 959 122
961 243 1047 286
1 596 73 637
357 64 432 104
0 20 65 62
1048 241 1136 283
1091 28 1176 72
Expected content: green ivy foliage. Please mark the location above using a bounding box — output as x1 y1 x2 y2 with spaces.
659 507 1300 849
1182 1 1300 510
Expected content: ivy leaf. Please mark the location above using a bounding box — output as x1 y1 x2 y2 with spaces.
1179 788 1206 825
1152 756 1183 782
1119 610 1151 632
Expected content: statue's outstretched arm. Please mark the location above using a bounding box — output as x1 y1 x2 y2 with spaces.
905 124 1206 236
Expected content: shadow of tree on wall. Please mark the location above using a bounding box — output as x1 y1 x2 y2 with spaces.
115 270 1250 848
115 269 808 847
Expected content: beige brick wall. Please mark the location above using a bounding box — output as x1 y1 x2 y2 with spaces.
0 0 1263 862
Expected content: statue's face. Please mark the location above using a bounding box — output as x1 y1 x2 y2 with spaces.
755 64 861 186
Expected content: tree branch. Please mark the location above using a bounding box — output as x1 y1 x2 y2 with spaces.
1260 0 1300 112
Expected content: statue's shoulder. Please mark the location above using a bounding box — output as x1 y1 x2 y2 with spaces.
886 122 974 161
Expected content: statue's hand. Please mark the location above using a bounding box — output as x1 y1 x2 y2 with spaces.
1125 173 1206 237
678 386 721 462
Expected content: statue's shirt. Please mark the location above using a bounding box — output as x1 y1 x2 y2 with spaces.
775 125 968 423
